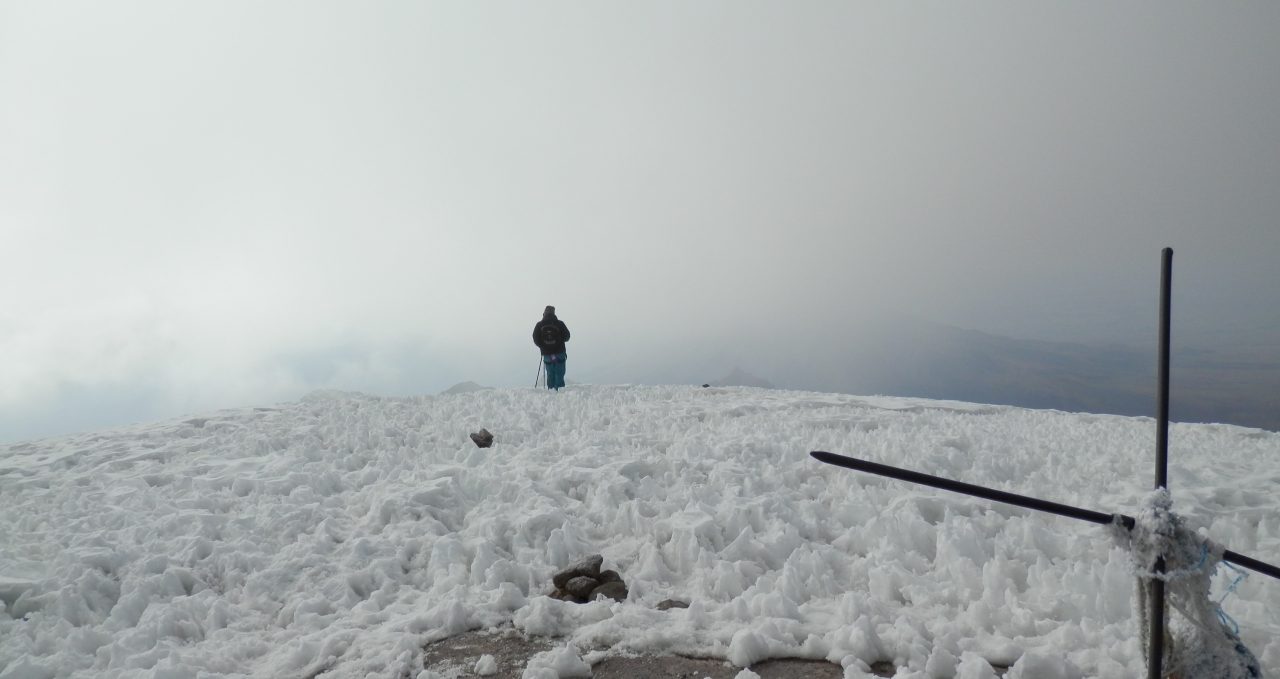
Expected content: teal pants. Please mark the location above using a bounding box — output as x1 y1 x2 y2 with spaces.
543 353 567 389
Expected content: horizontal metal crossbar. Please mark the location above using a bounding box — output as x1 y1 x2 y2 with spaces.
811 451 1280 582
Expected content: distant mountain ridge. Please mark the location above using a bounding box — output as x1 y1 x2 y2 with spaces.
818 322 1280 431
709 368 775 389
584 315 1279 431
441 381 490 395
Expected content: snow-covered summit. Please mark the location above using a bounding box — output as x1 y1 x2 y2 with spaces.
1 385 1277 678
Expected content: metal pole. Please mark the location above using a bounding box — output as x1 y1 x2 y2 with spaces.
1156 247 1172 487
534 357 544 388
1148 247 1173 679
1223 550 1280 580
809 451 1129 527
809 450 1280 581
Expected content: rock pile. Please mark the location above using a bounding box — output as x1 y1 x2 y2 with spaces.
549 554 627 603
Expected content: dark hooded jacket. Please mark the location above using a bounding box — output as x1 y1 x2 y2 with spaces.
533 313 570 356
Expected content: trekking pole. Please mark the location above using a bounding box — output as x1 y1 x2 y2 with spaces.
534 356 543 388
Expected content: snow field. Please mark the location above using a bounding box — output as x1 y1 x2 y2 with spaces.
1 385 1277 678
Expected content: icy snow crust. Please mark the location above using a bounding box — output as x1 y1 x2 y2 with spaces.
1 385 1277 678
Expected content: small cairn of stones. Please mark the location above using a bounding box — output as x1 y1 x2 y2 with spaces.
550 555 627 603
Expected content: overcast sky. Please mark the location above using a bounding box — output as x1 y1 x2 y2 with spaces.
3 1 1279 442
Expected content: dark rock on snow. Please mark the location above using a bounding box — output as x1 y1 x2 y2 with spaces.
550 589 586 604
549 554 630 604
469 428 494 448
565 576 600 600
553 554 603 590
590 581 628 602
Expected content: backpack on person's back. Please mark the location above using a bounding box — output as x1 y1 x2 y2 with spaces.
540 324 560 347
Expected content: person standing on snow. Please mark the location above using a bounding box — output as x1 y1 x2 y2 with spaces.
533 305 570 390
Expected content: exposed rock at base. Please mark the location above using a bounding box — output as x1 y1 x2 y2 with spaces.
598 569 622 584
425 627 875 678
656 599 689 611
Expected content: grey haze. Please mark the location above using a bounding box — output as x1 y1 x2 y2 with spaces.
2 2 1278 441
